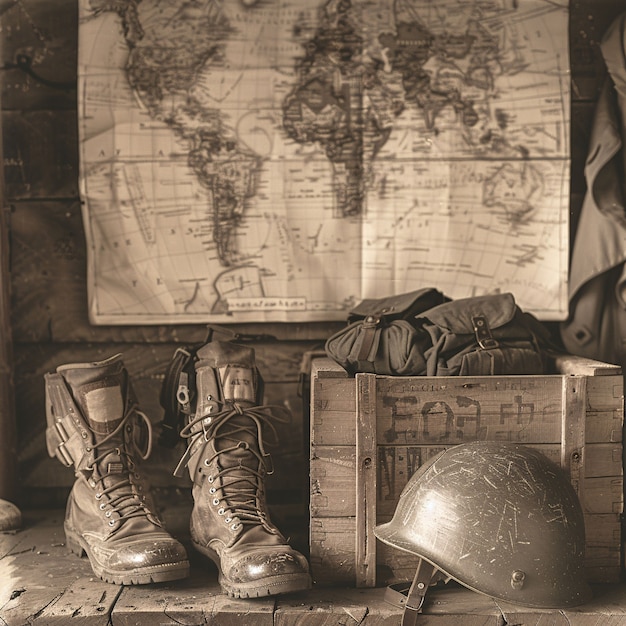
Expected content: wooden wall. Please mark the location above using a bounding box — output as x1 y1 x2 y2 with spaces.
1 0 625 551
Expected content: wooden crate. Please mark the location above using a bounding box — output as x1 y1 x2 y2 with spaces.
309 356 624 587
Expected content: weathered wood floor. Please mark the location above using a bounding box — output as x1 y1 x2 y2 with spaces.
1 509 625 625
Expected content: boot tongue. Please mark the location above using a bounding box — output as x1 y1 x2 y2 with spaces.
216 346 264 476
193 342 265 472
60 358 138 504
199 341 260 406
218 363 260 470
63 364 130 489
58 357 127 438
220 364 257 406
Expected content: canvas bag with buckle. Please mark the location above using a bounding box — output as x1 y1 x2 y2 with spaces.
324 288 450 376
417 292 549 376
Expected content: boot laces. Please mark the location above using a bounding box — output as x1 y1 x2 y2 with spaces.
88 405 157 527
179 401 289 527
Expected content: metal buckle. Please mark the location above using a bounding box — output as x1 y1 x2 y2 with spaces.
472 315 498 350
176 372 191 414
56 442 73 467
53 421 73 467
363 314 382 327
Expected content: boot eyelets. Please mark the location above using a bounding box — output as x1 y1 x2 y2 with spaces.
225 517 232 523
231 522 241 531
105 511 112 518
108 520 116 527
209 487 216 494
218 508 225 515
212 498 220 506
99 503 106 510
95 493 102 500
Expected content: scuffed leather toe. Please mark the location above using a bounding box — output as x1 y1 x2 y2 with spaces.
224 547 309 584
105 534 189 570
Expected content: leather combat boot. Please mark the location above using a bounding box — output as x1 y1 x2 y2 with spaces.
163 340 311 598
45 354 190 584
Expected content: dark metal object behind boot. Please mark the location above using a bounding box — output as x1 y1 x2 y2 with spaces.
45 354 190 585
167 341 311 598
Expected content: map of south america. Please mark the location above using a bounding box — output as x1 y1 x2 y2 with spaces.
94 0 262 268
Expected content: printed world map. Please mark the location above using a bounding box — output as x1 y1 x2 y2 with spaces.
78 0 570 323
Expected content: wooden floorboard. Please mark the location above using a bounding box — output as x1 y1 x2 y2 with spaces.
1 509 625 625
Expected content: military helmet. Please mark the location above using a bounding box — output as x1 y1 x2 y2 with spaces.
375 441 591 616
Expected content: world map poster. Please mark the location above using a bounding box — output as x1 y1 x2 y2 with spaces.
78 0 570 324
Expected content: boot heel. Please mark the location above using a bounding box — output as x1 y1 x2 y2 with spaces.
65 529 86 557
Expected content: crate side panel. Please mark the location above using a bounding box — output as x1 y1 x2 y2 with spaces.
310 446 356 518
311 444 624 519
584 443 623 479
376 445 447 515
311 377 356 445
373 376 565 446
584 513 622 547
584 375 624 444
309 517 357 586
582 477 624 514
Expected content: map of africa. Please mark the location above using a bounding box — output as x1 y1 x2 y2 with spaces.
78 0 570 324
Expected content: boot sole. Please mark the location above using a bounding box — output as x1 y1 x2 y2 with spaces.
66 526 190 585
193 540 312 598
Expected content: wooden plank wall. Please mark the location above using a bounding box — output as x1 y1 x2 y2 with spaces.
1 0 625 554
0 106 18 503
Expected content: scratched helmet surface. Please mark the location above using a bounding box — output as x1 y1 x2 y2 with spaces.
375 441 591 608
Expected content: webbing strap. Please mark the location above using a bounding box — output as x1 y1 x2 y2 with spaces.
384 560 437 626
356 316 380 363
158 347 194 448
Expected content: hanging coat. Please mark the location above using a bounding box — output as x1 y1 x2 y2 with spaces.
560 12 626 366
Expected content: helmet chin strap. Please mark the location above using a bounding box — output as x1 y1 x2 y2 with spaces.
384 558 448 626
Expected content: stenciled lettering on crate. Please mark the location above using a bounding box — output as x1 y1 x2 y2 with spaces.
309 357 624 587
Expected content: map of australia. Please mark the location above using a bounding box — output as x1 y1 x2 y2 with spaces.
78 0 570 324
